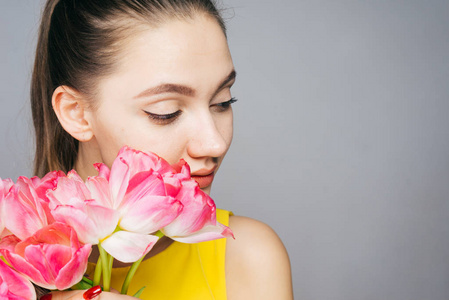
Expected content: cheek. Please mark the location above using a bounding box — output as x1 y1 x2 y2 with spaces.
93 113 189 166
137 132 189 165
220 113 234 149
88 106 135 164
92 122 130 166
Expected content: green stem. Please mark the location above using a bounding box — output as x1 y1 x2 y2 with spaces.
108 253 114 274
93 256 102 287
98 244 111 292
121 255 144 295
155 230 164 238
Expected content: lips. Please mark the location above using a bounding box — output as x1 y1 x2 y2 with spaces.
190 169 215 189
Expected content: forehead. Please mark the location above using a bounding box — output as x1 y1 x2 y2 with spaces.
97 15 234 98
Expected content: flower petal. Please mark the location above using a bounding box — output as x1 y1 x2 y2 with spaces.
0 259 36 300
108 147 176 202
1 223 91 290
0 235 21 253
0 178 13 196
31 170 65 202
118 171 182 233
101 231 159 263
0 249 49 289
52 203 118 244
0 178 13 234
85 176 113 208
94 163 110 180
162 180 216 237
120 195 182 234
3 180 49 240
54 243 91 290
47 171 91 209
166 222 234 244
108 157 131 208
118 146 175 177
23 244 64 286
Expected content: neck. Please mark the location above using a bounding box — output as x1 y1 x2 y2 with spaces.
74 139 103 180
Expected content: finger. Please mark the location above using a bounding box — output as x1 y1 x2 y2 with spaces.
41 285 102 300
41 289 82 300
82 286 102 299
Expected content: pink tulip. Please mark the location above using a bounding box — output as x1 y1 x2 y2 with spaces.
103 147 184 235
161 176 234 243
105 147 234 244
0 222 91 290
0 178 14 237
86 147 183 262
156 154 234 243
47 170 119 245
0 259 36 300
48 147 183 262
3 177 53 240
96 146 175 182
30 171 65 228
30 171 65 202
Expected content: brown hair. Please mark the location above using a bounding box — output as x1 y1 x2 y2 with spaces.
31 0 227 177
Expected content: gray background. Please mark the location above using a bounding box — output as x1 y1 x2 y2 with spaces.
1 1 449 299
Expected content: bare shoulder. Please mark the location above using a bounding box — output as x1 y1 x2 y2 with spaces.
225 215 293 300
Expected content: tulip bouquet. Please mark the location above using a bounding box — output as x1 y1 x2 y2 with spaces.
0 146 233 299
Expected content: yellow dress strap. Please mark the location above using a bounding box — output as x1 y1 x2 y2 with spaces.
86 209 233 300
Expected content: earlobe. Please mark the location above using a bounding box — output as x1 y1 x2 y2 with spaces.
52 86 93 142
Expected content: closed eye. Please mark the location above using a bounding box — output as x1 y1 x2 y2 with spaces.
212 97 238 112
143 110 182 125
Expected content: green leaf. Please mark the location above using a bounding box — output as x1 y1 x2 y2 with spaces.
133 286 146 298
82 276 94 286
71 277 93 290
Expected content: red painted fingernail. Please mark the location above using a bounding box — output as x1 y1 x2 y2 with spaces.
83 285 102 299
40 295 52 300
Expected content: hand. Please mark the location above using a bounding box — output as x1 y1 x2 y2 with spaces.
40 286 138 300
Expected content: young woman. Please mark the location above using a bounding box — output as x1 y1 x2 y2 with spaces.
32 0 293 299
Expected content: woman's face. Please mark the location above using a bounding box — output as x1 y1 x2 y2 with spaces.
79 15 235 195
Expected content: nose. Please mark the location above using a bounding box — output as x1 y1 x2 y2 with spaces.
186 113 229 159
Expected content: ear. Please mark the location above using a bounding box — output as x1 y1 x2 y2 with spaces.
52 86 94 142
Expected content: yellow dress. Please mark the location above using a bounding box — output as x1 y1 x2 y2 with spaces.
86 209 232 300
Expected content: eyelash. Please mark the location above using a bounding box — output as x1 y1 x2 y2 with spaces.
212 97 238 112
143 97 238 125
144 110 182 125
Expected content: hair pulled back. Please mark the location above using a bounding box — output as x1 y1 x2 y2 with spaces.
31 0 226 177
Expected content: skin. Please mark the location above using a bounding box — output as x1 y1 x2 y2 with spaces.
51 14 293 299
49 289 135 300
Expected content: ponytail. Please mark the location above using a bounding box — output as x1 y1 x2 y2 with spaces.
31 0 78 176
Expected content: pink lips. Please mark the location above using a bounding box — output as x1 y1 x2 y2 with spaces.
191 169 215 189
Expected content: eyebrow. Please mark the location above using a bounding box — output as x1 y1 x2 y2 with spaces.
133 70 237 99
